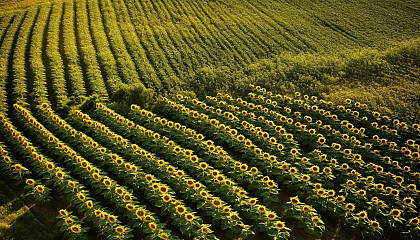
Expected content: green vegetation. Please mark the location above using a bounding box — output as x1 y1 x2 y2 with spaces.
0 0 419 239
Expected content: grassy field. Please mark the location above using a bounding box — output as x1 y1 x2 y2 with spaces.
0 0 419 239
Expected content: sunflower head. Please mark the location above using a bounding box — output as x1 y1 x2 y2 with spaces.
59 209 68 217
70 224 81 234
266 211 277 220
346 203 355 211
410 217 420 225
175 205 186 215
290 196 300 206
390 209 401 218
185 213 194 222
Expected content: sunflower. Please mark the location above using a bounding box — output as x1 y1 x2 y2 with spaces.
309 217 320 225
290 148 299 156
394 176 404 185
124 204 135 212
346 180 355 186
262 210 276 221
108 214 117 224
290 196 300 206
390 209 401 218
59 209 68 217
194 182 201 190
356 190 366 197
327 190 335 197
403 197 414 206
70 224 81 234
310 166 320 173
136 209 145 219
408 184 417 192
201 224 213 234
182 213 194 222
176 205 186 215
46 162 55 171
289 167 298 174
115 187 124 196
318 138 326 144
115 226 125 234
144 215 153 222
390 189 399 197
149 222 157 231
323 167 332 175
199 162 208 170
301 175 310 182
346 203 355 211
375 184 384 190
64 217 74 226
343 149 352 156
26 179 35 186
176 170 184 178
410 218 419 226
77 193 86 201
85 200 93 209
356 210 368 219
212 199 222 208
257 205 266 213
341 163 350 170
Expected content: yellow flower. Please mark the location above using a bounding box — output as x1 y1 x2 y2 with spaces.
358 211 368 219
390 209 401 218
85 200 93 209
370 220 380 229
408 184 417 192
108 214 117 223
162 194 172 203
335 196 345 203
136 208 145 219
410 218 419 225
64 217 74 226
199 162 208 170
70 224 81 233
301 175 310 182
345 203 355 211
185 213 194 222
59 209 68 217
257 205 266 213
201 224 213 234
310 165 320 173
212 199 222 208
356 189 366 197
149 222 157 231
302 205 312 213
26 179 35 186
403 197 414 206
290 196 300 205
175 205 186 215
312 216 322 224
266 211 277 220
126 204 135 211
115 226 125 234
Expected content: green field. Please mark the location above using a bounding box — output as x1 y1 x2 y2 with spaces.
0 0 419 239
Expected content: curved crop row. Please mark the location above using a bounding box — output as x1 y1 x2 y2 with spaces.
0 114 132 240
36 103 217 240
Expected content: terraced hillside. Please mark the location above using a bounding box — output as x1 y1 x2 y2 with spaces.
0 0 419 239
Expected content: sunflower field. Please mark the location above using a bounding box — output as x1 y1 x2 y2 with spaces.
1 0 420 239
0 84 418 240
